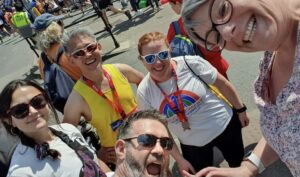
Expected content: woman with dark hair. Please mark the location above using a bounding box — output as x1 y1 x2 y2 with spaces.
0 79 110 177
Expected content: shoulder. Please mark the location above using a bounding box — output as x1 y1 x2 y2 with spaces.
137 73 151 92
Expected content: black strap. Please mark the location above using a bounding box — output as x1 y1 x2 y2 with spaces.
49 127 94 158
54 45 64 64
183 55 210 88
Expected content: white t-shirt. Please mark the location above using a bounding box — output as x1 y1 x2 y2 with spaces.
106 172 114 177
137 56 232 146
7 123 98 177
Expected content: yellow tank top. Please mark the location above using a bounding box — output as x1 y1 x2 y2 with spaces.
73 64 137 147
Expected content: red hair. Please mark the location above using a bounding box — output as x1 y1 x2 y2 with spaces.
137 32 169 56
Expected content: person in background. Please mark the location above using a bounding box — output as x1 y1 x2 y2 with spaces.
0 79 110 177
136 32 249 175
32 13 82 81
181 0 300 176
110 110 172 177
166 0 229 79
62 28 144 170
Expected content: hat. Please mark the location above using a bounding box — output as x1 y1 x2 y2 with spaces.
31 13 64 31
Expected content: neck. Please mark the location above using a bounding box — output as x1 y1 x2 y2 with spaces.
82 66 104 85
276 20 298 63
25 127 55 144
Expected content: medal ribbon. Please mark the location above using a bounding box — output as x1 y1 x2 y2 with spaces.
152 65 188 123
83 68 127 119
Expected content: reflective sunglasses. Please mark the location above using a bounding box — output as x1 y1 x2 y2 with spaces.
123 134 173 150
71 43 98 58
8 94 48 119
140 50 170 64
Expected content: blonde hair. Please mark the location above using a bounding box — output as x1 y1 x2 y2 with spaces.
137 32 169 56
36 22 63 51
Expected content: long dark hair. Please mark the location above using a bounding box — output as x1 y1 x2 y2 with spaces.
0 79 61 159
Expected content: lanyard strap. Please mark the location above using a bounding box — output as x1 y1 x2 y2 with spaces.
152 65 188 123
83 69 127 119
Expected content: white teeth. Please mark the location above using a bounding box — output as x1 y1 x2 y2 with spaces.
85 59 96 65
243 16 257 42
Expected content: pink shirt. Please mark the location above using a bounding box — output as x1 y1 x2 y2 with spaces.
254 23 300 176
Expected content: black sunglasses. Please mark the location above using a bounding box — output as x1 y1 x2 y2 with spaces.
8 94 48 119
123 134 173 150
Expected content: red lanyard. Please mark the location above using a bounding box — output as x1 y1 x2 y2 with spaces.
152 65 190 130
83 69 127 119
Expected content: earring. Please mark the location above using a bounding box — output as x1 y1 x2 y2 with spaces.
10 126 18 136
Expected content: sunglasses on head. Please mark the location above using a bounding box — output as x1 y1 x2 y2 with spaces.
71 43 98 58
140 50 170 64
123 134 173 150
8 94 48 119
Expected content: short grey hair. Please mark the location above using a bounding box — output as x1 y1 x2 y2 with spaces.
181 0 208 43
117 110 168 140
62 28 96 55
35 22 63 51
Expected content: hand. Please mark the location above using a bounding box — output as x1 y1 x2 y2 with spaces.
97 146 116 164
238 112 250 128
183 166 254 177
177 157 196 177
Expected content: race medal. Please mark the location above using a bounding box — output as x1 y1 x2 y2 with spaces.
181 121 190 131
110 119 123 131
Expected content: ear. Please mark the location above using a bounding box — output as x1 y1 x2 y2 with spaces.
115 139 126 161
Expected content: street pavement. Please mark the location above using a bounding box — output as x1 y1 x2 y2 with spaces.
0 2 293 177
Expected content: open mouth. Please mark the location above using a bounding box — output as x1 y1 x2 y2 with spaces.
85 58 96 65
153 65 164 72
147 163 161 176
243 15 257 43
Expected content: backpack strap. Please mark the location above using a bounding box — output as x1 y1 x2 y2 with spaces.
54 45 64 64
172 20 181 35
183 56 232 107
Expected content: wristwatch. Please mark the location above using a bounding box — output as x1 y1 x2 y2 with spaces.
244 152 265 174
234 104 247 113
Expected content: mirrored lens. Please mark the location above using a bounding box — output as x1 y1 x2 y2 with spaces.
144 55 156 64
137 134 157 147
157 51 169 60
137 134 173 150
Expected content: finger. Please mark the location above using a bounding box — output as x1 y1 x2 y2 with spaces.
182 170 193 177
197 167 218 176
189 165 196 174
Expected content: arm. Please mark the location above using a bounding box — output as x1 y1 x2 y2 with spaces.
63 91 89 125
213 72 250 127
184 137 279 177
167 131 195 176
113 63 144 86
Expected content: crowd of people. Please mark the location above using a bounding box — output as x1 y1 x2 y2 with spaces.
1 0 300 176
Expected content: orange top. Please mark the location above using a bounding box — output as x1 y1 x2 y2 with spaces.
37 44 82 81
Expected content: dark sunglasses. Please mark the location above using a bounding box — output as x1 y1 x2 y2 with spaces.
123 134 173 150
8 94 48 119
140 50 170 64
71 43 98 58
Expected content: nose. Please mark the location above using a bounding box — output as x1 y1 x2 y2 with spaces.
216 23 236 42
154 55 162 64
151 140 164 155
28 105 38 114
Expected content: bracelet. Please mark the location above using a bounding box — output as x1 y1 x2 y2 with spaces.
234 104 247 113
244 152 265 174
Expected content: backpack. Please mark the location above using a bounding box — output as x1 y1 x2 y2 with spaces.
41 45 74 113
170 20 203 58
